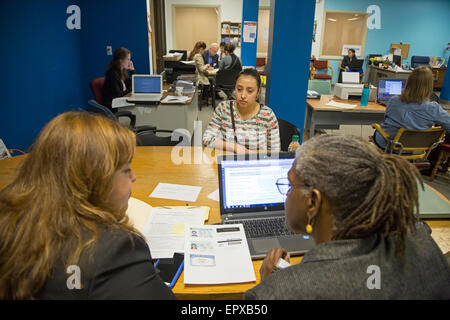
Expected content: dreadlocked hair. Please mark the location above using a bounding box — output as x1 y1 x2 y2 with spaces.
294 134 423 257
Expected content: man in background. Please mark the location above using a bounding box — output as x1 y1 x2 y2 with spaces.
202 43 219 69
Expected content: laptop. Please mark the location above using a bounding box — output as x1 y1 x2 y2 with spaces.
217 152 316 259
377 79 406 105
127 74 162 102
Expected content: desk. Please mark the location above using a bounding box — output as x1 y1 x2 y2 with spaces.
1 147 449 299
366 65 411 85
305 95 386 138
121 85 199 135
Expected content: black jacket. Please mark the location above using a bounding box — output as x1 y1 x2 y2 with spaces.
341 56 361 70
102 68 135 109
36 227 176 300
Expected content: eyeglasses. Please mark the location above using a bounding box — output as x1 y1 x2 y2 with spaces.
275 177 301 196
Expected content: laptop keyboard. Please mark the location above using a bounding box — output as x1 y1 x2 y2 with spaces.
223 217 296 239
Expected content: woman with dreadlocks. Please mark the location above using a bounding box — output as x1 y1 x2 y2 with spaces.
245 134 450 299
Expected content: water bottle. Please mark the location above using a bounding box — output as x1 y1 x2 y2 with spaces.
360 83 370 107
288 135 300 152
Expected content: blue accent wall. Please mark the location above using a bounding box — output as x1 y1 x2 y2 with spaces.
324 0 450 84
0 0 149 152
266 0 316 141
0 0 84 151
241 0 259 67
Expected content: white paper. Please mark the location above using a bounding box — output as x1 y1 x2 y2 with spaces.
142 207 205 259
207 189 220 202
112 97 135 109
180 60 195 65
126 197 152 231
149 183 202 202
325 100 358 109
243 21 257 43
184 224 256 285
161 95 190 104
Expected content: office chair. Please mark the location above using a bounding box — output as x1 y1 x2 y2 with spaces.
310 60 333 88
278 119 302 152
87 100 156 133
89 77 105 105
411 56 430 69
308 80 332 95
136 129 192 147
430 143 450 182
370 124 445 171
214 69 241 106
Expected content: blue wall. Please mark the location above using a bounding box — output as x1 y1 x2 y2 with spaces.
0 0 149 151
266 0 316 141
0 0 84 151
324 0 450 84
241 0 259 67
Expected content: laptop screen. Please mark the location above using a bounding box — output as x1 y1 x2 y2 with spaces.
133 76 162 94
218 154 295 213
377 79 406 101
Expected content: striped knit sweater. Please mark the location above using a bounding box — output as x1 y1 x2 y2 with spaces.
202 100 281 151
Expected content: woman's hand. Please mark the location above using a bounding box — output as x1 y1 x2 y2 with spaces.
259 248 290 281
128 60 135 71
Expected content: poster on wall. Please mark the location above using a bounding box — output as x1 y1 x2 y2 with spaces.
342 44 362 58
243 21 257 43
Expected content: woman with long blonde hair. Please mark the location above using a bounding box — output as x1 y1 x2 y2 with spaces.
0 112 175 299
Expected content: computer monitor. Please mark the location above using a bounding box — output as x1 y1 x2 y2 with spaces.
393 55 402 66
132 75 162 94
377 79 406 104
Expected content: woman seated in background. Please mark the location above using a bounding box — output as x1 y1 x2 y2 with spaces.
0 112 175 300
203 68 280 153
339 48 362 83
188 41 212 106
102 47 135 110
219 43 242 72
374 66 450 170
245 134 450 300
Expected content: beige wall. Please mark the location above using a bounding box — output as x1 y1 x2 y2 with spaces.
257 8 269 57
174 6 220 52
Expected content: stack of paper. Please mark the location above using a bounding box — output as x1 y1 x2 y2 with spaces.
325 100 358 109
184 224 256 285
161 95 190 104
112 97 135 108
126 197 152 231
142 207 206 259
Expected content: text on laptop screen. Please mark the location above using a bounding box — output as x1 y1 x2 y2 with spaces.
134 76 161 94
221 158 295 209
378 79 405 101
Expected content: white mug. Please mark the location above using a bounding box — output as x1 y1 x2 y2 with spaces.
175 86 183 96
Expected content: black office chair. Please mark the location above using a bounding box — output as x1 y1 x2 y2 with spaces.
136 128 192 147
278 119 302 151
214 69 241 106
87 100 156 133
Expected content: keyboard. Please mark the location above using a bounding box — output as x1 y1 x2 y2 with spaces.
223 217 296 239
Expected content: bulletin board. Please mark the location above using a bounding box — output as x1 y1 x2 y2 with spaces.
319 10 369 60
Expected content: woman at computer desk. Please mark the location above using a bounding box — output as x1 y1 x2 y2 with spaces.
245 134 450 300
202 68 280 153
0 112 175 300
374 66 450 171
102 47 135 110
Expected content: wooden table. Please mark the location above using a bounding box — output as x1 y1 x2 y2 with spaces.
305 94 386 138
1 147 449 299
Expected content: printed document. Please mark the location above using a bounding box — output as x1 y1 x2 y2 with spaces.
142 207 205 259
184 224 256 284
